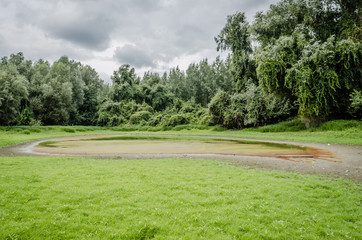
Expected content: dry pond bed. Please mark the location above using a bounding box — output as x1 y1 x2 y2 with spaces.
1 134 361 181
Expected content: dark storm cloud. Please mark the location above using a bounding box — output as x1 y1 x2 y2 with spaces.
113 45 156 68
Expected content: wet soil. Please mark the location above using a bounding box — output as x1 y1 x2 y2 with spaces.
1 134 361 181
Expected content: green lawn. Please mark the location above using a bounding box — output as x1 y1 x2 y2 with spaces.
0 157 361 239
0 124 361 239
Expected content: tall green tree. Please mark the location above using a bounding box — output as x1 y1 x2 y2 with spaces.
0 63 29 125
78 65 106 125
215 12 256 91
110 64 139 102
257 34 361 123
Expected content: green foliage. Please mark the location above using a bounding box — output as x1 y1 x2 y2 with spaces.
16 107 34 125
97 101 127 126
163 114 189 127
257 34 362 123
215 12 256 91
209 82 292 129
0 63 29 125
26 56 106 125
349 90 362 118
209 91 231 125
252 0 361 46
253 0 362 125
129 111 152 125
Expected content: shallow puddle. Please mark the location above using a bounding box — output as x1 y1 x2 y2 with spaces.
34 135 322 158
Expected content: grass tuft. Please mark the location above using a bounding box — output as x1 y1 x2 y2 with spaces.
61 127 76 133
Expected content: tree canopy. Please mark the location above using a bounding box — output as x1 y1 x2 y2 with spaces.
0 0 361 128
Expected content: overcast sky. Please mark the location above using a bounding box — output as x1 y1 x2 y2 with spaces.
0 0 277 83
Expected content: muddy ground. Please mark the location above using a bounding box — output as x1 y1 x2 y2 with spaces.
1 134 361 182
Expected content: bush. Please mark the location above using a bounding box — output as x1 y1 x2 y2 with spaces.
198 115 210 125
137 103 154 113
163 114 189 127
208 91 230 125
16 107 35 125
129 111 152 125
208 82 293 129
148 114 164 126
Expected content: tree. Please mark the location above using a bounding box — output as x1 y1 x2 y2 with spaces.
215 12 256 91
257 34 362 124
110 65 139 102
0 63 29 125
77 65 106 125
253 0 362 124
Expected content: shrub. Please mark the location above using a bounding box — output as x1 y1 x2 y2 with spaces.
199 115 210 125
208 91 230 125
129 111 152 125
137 103 154 113
16 107 35 125
208 81 293 129
148 114 164 126
163 114 189 127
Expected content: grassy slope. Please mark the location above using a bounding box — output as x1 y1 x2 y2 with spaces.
0 157 361 239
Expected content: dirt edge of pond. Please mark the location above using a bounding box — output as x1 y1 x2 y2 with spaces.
1 134 361 182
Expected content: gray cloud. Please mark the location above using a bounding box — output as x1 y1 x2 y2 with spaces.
0 0 278 74
113 45 156 68
43 17 113 50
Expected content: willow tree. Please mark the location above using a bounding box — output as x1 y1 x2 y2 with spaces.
257 35 362 124
253 0 362 124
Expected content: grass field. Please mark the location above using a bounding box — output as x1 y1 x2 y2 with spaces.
0 157 361 239
0 121 361 239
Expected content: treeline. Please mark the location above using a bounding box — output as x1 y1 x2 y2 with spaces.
0 54 109 126
212 0 362 127
0 0 361 128
0 53 235 127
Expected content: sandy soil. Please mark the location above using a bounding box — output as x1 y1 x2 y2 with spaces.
1 134 361 181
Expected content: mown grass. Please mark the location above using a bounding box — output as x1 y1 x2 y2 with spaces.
0 120 361 148
0 157 361 239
